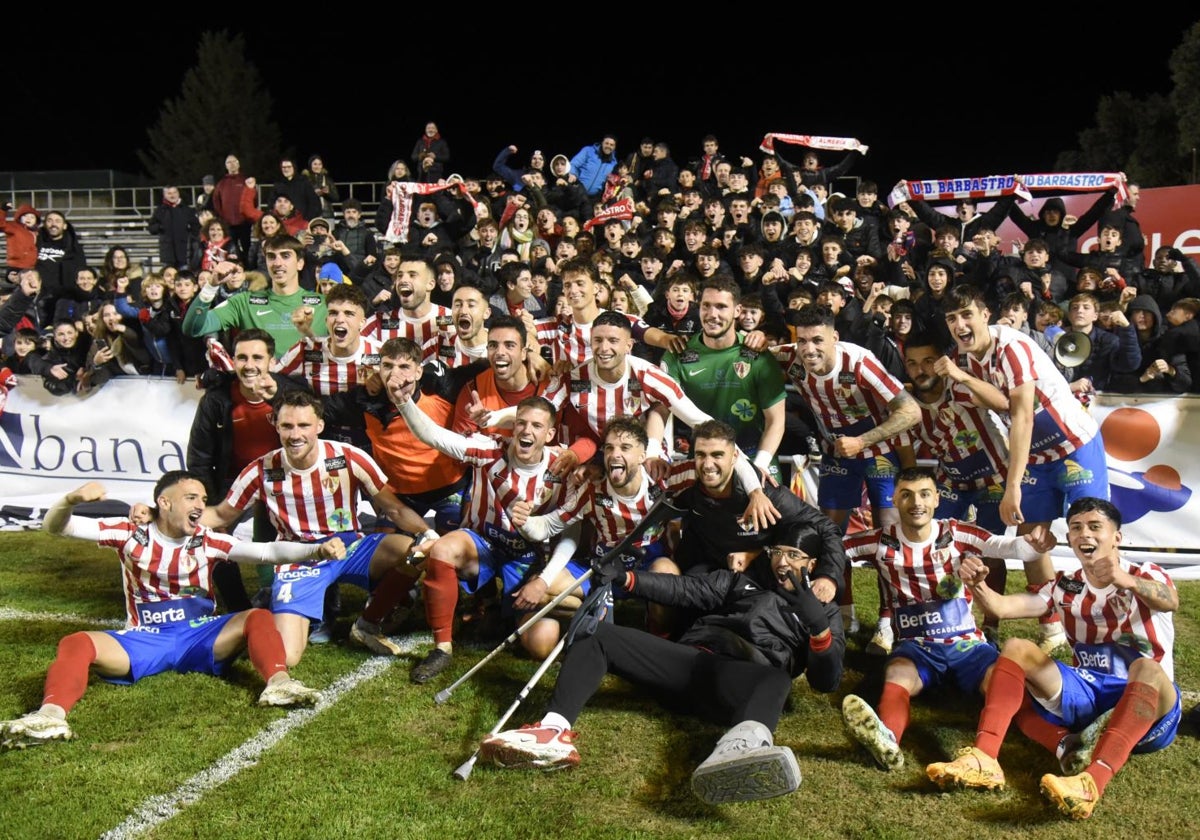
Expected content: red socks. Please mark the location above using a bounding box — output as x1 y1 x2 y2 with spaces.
362 569 418 624
976 655 1026 758
1014 693 1069 753
1089 681 1160 793
423 558 460 645
878 682 911 742
244 608 288 682
42 632 97 713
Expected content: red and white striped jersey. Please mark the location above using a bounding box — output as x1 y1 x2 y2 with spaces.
779 342 907 458
543 355 687 443
844 519 993 645
533 309 652 367
224 440 390 547
1036 561 1176 680
912 387 1008 490
364 304 454 363
955 325 1098 464
435 334 488 369
93 519 237 628
276 335 383 395
552 465 692 550
457 436 572 538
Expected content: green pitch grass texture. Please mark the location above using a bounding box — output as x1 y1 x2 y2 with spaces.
2 530 1198 839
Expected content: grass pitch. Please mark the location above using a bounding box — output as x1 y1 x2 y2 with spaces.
2 529 1198 840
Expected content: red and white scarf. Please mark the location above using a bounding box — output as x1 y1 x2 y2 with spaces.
888 172 1126 208
759 133 870 156
583 198 635 232
385 181 479 244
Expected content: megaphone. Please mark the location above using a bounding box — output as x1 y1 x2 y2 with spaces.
1053 330 1092 367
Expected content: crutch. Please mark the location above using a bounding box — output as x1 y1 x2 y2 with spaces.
452 635 567 781
433 492 683 705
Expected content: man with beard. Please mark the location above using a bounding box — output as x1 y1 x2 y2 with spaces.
662 277 787 481
436 284 490 368
362 257 453 362
183 235 327 355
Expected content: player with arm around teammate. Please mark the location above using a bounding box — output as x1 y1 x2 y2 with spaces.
839 467 1053 771
0 473 339 748
926 497 1180 821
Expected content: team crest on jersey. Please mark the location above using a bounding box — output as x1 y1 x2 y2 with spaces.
178 553 198 574
680 350 701 364
304 351 324 363
248 294 269 306
932 548 952 566
302 295 322 307
733 361 750 379
938 405 956 425
322 474 340 493
1057 577 1085 595
570 379 590 393
325 456 347 471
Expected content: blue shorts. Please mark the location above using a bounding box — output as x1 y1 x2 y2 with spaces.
892 638 998 694
1031 662 1182 753
271 532 386 621
817 451 899 512
936 484 1004 533
1021 434 1110 523
102 613 239 685
461 528 591 614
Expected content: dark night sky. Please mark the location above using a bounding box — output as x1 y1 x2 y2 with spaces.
10 17 1199 191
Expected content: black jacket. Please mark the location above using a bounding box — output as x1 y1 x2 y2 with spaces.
629 556 844 687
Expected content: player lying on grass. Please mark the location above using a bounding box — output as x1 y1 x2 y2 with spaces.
0 473 341 749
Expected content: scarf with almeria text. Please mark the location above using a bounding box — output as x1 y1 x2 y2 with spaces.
759 133 870 156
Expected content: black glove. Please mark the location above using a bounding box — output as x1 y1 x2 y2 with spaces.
591 546 643 588
778 570 830 637
1169 248 1186 263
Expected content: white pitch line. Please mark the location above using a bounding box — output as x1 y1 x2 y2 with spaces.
98 632 430 840
0 607 123 628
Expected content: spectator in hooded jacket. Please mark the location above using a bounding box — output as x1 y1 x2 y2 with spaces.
270 158 322 222
1110 294 1191 393
569 135 619 199
1 202 40 276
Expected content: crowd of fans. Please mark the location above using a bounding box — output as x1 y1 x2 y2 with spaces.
1 123 1198 401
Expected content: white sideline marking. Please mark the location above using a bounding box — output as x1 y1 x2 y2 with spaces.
0 607 123 629
98 632 430 840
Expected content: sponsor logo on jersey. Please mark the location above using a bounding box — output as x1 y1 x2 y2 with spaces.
249 294 269 306
680 350 701 364
361 354 381 365
325 456 347 471
1057 577 1085 594
838 372 857 386
570 379 590 393
880 533 901 550
304 351 324 363
302 295 322 306
265 468 286 483
436 315 453 327
132 527 150 546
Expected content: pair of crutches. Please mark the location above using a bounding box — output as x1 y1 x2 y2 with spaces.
444 493 683 779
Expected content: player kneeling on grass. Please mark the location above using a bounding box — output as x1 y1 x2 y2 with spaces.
924 497 1181 821
0 473 340 749
479 524 845 805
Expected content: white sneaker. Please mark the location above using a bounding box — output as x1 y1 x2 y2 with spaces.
867 620 894 656
350 618 404 656
257 678 322 707
0 710 73 748
1039 621 1069 655
691 720 801 804
842 694 903 770
480 722 580 771
1059 709 1113 775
